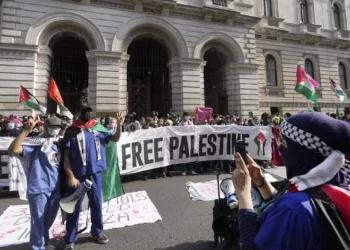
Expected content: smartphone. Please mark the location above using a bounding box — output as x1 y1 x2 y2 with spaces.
236 140 248 165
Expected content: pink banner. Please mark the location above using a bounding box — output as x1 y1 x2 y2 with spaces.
195 107 213 121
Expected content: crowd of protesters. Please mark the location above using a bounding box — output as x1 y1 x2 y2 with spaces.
1 108 350 182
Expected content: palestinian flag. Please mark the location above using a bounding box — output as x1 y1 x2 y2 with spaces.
307 101 314 112
296 65 320 105
254 132 267 156
330 78 347 103
19 86 47 114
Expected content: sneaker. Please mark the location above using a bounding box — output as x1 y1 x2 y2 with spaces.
189 171 197 175
162 173 166 178
182 172 186 176
167 172 173 177
91 233 109 244
64 243 74 250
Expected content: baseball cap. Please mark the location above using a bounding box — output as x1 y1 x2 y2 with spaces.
44 116 62 127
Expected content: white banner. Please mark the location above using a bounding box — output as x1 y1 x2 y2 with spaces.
117 125 272 175
0 191 162 247
186 174 278 202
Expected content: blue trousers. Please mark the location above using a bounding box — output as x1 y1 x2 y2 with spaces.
27 191 60 250
64 172 103 243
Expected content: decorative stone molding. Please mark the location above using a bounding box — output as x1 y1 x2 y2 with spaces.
303 54 320 82
117 28 174 58
259 102 340 108
113 16 189 58
263 50 283 87
167 58 203 70
226 63 259 74
193 32 244 63
263 86 285 97
25 12 106 51
41 25 95 50
0 43 38 58
169 11 204 21
85 51 123 64
90 0 134 10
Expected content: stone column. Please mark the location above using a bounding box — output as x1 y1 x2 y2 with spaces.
167 58 203 115
85 51 124 116
0 44 38 116
35 46 52 104
225 63 259 117
118 53 130 114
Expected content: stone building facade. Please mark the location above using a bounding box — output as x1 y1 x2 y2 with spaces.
0 0 349 117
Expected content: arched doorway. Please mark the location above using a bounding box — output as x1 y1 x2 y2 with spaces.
204 49 227 114
48 36 89 114
127 38 170 118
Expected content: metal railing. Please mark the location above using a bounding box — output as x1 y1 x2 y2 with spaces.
212 0 227 7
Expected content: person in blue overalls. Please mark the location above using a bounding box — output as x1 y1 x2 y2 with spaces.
8 116 64 250
62 106 122 250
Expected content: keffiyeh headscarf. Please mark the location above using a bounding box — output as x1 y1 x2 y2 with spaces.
279 112 350 190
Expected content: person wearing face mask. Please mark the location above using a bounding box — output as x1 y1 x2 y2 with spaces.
8 116 63 250
232 112 350 250
62 106 123 250
180 112 194 126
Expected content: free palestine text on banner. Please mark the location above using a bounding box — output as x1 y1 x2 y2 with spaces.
117 125 272 175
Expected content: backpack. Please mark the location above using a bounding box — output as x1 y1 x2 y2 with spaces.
305 185 350 250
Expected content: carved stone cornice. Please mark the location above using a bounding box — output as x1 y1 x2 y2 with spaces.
167 58 203 70
259 101 341 108
227 63 259 74
85 50 124 64
0 44 38 58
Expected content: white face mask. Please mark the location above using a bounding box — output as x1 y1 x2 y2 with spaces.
47 127 61 137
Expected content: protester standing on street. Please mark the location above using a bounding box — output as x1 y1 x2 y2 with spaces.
8 116 63 250
63 107 122 250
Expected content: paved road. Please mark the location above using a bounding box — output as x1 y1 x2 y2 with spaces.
0 168 287 250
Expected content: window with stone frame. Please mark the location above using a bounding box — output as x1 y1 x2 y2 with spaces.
334 4 341 29
305 59 314 78
263 0 272 17
300 0 309 24
339 62 348 89
266 55 277 86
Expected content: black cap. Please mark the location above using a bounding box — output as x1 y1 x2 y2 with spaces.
79 104 92 113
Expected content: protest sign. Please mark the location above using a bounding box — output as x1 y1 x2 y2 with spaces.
0 191 161 247
195 107 213 121
117 125 272 175
186 174 278 201
186 180 224 201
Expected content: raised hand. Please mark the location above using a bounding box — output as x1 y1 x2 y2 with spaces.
25 115 39 132
116 112 123 126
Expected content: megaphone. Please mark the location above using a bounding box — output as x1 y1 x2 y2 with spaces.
59 179 93 214
220 178 238 209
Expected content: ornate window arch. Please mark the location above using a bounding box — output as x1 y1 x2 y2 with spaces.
338 59 350 89
263 50 283 86
300 0 309 23
332 1 347 30
296 0 315 24
303 55 320 82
